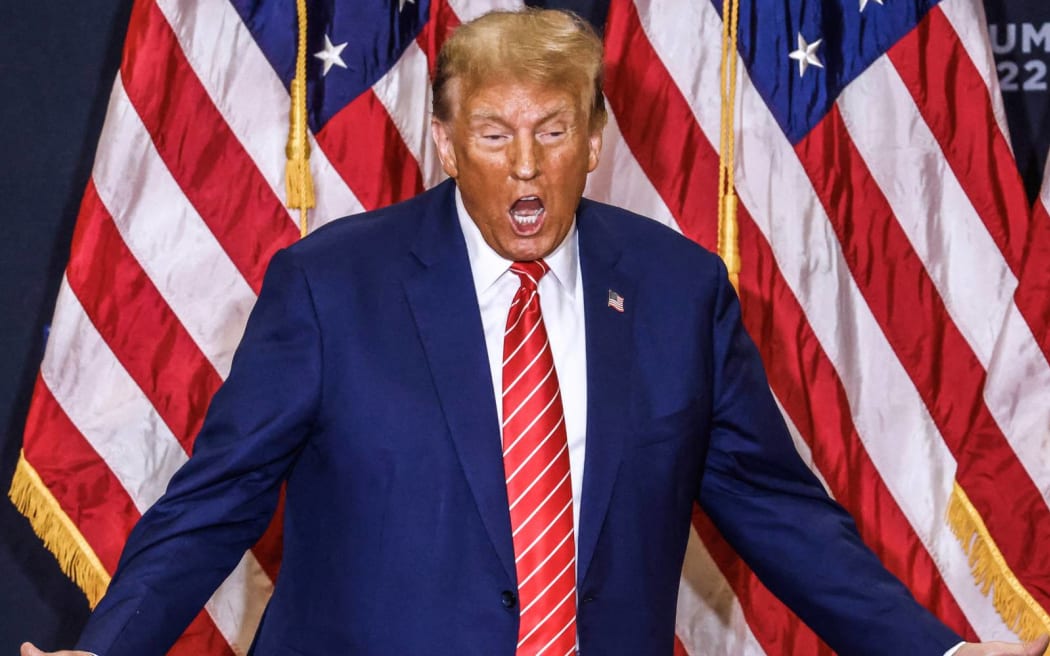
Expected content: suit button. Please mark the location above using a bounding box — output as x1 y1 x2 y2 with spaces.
582 595 596 604
501 590 517 608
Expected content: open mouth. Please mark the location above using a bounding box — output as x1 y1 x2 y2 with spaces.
509 196 545 236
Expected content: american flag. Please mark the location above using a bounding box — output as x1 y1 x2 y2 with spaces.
10 0 1050 654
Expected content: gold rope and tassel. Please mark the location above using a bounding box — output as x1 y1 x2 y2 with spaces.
947 482 1050 641
716 0 741 292
8 451 111 607
286 0 315 238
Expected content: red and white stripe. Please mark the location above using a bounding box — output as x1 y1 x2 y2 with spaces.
20 0 1049 653
502 261 577 655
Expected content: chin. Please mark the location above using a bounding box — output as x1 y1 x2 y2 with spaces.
502 242 551 262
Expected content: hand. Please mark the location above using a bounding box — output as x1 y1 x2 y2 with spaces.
956 635 1050 656
19 643 92 656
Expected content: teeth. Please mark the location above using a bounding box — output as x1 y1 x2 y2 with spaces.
510 196 544 222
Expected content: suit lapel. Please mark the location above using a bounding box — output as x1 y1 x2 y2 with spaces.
576 201 636 585
402 182 517 583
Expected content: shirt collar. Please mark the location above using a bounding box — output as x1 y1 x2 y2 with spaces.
455 186 579 299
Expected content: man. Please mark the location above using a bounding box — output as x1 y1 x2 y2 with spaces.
22 8 1048 656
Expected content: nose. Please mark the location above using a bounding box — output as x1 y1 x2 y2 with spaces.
510 136 539 180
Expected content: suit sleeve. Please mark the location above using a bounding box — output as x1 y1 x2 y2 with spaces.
696 259 962 656
76 248 323 656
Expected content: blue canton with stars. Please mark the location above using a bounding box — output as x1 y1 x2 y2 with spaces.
228 0 944 145
712 0 941 144
228 0 429 132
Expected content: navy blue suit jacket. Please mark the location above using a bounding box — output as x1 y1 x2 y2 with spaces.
77 180 961 655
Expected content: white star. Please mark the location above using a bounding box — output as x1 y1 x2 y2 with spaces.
788 33 824 77
860 0 884 11
399 0 415 11
314 34 348 77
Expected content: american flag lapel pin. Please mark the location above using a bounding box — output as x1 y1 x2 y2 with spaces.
607 289 625 313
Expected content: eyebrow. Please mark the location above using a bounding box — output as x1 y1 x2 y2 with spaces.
467 104 575 126
467 111 510 126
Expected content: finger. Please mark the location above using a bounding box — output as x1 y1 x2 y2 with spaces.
20 643 43 656
1024 634 1050 656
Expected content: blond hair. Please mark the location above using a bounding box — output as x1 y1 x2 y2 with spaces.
432 8 607 131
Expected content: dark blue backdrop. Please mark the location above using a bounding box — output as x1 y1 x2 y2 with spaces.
985 2 1050 201
0 2 133 650
0 1 1045 651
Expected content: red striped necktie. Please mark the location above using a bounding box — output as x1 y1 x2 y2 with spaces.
502 260 577 656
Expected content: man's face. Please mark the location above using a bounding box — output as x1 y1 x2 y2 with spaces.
431 78 603 262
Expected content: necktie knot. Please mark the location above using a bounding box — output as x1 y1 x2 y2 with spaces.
509 260 550 291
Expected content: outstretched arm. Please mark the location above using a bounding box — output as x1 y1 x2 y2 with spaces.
68 249 323 656
695 261 1047 655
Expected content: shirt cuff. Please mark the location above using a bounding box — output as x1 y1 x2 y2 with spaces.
944 642 966 656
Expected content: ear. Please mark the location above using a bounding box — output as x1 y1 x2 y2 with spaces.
431 118 459 178
586 127 603 173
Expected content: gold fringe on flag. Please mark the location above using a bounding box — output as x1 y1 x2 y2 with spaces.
286 0 315 238
716 0 741 292
947 481 1050 641
8 451 111 608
